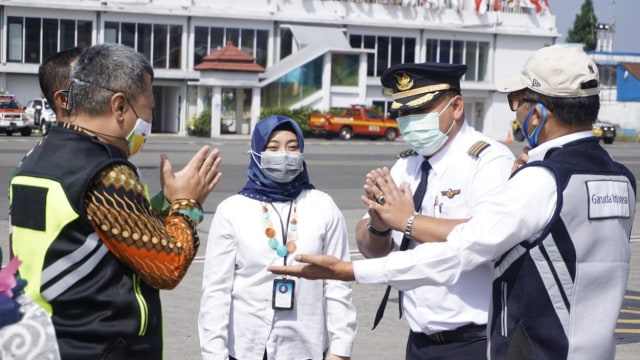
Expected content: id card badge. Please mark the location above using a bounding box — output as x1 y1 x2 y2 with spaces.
272 278 295 310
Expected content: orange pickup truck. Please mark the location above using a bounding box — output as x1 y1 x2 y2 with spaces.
309 105 398 141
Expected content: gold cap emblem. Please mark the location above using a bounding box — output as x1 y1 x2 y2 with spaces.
394 72 414 91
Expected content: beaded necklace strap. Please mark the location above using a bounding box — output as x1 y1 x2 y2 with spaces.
261 201 298 257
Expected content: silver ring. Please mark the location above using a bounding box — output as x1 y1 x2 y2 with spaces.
376 195 386 205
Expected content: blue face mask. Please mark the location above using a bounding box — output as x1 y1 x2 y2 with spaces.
396 98 455 156
521 103 547 148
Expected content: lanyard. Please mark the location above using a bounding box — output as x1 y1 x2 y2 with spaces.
269 200 294 266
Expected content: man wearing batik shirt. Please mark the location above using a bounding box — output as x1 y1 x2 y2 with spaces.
9 43 222 359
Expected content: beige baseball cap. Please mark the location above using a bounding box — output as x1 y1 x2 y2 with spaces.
496 45 600 97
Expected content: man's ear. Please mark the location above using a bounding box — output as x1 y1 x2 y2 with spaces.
53 90 68 115
110 92 128 122
451 94 464 121
529 104 544 127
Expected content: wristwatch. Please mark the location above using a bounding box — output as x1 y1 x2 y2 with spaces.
367 220 392 237
404 211 419 239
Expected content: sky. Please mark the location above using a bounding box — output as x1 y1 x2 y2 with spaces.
551 0 639 53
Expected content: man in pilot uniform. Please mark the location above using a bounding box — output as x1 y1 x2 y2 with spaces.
354 62 515 359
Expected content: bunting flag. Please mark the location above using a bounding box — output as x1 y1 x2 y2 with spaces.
529 0 551 14
475 0 489 14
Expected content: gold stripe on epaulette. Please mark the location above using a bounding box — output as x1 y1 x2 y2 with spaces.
396 148 418 159
468 140 491 157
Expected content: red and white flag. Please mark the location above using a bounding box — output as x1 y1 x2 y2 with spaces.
475 0 489 14
529 0 551 14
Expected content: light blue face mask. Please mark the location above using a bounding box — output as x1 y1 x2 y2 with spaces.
521 103 547 148
396 98 455 156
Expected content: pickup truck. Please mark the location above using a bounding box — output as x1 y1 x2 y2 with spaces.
0 94 32 136
309 105 398 141
24 98 57 136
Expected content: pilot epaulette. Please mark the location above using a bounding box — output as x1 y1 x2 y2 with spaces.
467 140 491 157
396 148 418 159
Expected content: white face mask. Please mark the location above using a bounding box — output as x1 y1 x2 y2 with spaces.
396 98 455 156
126 118 151 156
251 151 304 183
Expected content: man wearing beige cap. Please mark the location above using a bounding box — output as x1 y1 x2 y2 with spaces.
270 45 637 359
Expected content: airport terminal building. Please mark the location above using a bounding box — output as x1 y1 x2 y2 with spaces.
0 0 559 139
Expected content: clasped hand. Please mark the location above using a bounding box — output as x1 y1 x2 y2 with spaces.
361 167 416 232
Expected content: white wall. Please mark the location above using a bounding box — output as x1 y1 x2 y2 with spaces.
5 75 40 105
600 101 640 132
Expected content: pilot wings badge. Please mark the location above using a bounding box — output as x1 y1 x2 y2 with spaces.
440 188 461 199
395 72 414 91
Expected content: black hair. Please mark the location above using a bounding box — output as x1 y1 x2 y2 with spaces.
38 47 84 113
522 89 600 127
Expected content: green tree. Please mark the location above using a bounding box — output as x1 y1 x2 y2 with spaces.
566 0 598 51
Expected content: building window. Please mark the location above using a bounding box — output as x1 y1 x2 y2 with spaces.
279 27 293 60
331 54 359 86
77 21 92 48
6 16 93 64
138 23 152 60
8 17 22 62
598 64 617 87
43 19 59 61
425 38 490 82
262 56 323 109
169 25 182 69
153 24 168 68
105 21 182 69
25 18 41 64
349 34 415 77
194 26 268 68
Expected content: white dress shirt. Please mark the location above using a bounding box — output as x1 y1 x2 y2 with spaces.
352 133 604 296
367 121 515 334
199 189 357 360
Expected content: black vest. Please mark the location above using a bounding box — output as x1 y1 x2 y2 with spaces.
491 137 636 359
11 126 163 359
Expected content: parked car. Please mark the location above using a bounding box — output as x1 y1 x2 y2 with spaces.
593 120 616 144
309 105 399 141
24 98 56 136
0 94 31 136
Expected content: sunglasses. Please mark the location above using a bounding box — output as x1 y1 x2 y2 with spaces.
507 93 536 112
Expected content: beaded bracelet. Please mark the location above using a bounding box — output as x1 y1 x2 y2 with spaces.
404 211 419 239
169 198 204 226
367 220 392 237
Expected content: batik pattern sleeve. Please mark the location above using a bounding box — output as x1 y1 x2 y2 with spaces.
85 163 202 289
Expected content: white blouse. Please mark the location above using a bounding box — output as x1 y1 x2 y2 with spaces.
199 189 357 360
